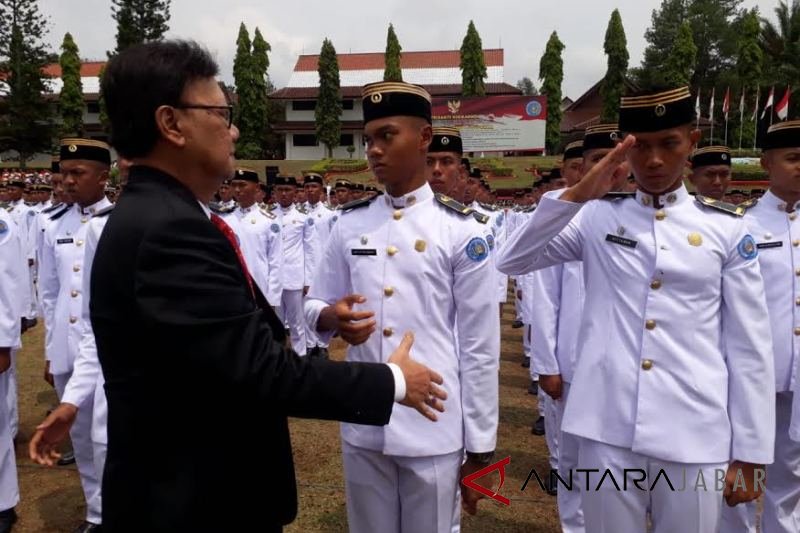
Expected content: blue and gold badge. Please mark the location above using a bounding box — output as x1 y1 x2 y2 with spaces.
0 220 7 235
737 234 758 260
486 234 495 250
270 223 280 234
466 237 489 262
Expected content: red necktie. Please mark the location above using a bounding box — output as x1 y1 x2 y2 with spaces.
210 213 255 298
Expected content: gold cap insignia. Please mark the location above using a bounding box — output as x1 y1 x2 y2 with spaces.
441 137 450 146
68 144 78 153
654 104 666 117
371 93 383 104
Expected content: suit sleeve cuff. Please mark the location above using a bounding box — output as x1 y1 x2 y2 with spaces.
386 363 406 402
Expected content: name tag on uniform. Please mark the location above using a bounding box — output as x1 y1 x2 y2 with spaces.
351 249 377 256
605 234 638 249
757 241 783 250
56 238 74 245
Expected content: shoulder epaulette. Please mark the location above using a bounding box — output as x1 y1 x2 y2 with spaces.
0 202 8 211
520 205 537 213
210 203 236 215
296 205 308 214
601 192 635 201
49 204 72 221
93 204 115 218
695 195 747 217
341 196 377 213
259 207 277 219
434 193 489 224
41 203 63 214
738 198 759 210
478 202 496 212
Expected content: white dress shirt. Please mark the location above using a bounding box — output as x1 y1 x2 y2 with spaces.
0 210 26 350
276 205 315 291
305 182 499 457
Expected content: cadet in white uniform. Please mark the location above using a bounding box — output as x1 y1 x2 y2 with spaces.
740 126 800 533
305 82 499 533
228 168 283 307
38 139 113 533
274 175 315 356
0 207 27 533
303 173 335 358
497 87 775 533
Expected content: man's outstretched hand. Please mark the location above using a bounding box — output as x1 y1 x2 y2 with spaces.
388 332 447 422
319 294 376 346
29 403 78 466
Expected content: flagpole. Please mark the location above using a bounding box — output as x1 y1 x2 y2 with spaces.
725 118 729 146
709 88 716 143
753 86 760 151
739 90 744 151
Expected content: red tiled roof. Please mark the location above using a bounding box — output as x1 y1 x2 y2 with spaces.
293 49 504 72
42 61 106 78
271 82 521 100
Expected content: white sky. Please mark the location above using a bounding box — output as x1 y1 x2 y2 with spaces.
39 0 773 99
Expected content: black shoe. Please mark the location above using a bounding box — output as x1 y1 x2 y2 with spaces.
531 415 545 436
307 347 320 359
57 450 76 466
528 380 538 395
521 357 530 368
546 469 559 496
511 320 524 329
72 522 102 533
0 508 17 533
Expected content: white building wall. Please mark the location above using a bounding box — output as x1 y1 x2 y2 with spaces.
284 132 365 161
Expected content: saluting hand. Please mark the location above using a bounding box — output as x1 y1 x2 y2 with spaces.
560 135 636 204
388 332 447 422
29 403 78 466
330 294 376 346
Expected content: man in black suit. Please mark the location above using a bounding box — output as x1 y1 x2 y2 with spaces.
86 40 447 533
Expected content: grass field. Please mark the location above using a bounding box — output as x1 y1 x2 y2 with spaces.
11 297 561 532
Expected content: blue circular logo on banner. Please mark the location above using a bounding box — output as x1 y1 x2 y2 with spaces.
526 100 542 117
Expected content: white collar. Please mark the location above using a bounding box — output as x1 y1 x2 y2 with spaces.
634 183 689 209
384 182 433 208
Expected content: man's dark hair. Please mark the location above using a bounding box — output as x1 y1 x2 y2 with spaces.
101 40 219 158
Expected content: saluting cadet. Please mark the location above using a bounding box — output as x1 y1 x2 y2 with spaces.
0 204 27 533
498 87 775 532
730 121 800 533
688 146 733 200
305 81 499 533
39 139 113 533
273 175 316 356
228 168 283 308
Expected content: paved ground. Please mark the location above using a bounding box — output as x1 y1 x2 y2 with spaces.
11 301 561 532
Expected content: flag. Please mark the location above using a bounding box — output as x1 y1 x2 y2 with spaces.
739 89 746 121
709 88 716 122
752 87 760 121
695 91 701 118
722 87 731 120
776 86 791 120
761 86 775 120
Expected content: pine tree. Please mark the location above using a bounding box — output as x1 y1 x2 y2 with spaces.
538 31 565 155
600 9 629 123
111 0 171 55
316 38 342 158
460 20 487 97
59 32 84 136
734 9 762 149
249 28 271 158
384 23 402 82
0 0 53 165
662 21 697 86
232 23 262 159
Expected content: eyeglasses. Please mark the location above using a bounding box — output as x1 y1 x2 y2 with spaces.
175 103 234 128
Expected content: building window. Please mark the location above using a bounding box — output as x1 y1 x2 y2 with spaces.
339 134 354 146
341 100 354 110
87 102 101 114
293 134 318 147
292 100 316 111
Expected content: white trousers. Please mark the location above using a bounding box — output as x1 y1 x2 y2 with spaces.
3 349 17 439
54 372 102 524
280 289 306 356
542 392 558 470
0 369 18 512
557 384 585 532
577 438 726 533
342 440 462 533
763 392 800 532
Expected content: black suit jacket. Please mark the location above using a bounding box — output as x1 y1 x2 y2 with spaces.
91 166 395 532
